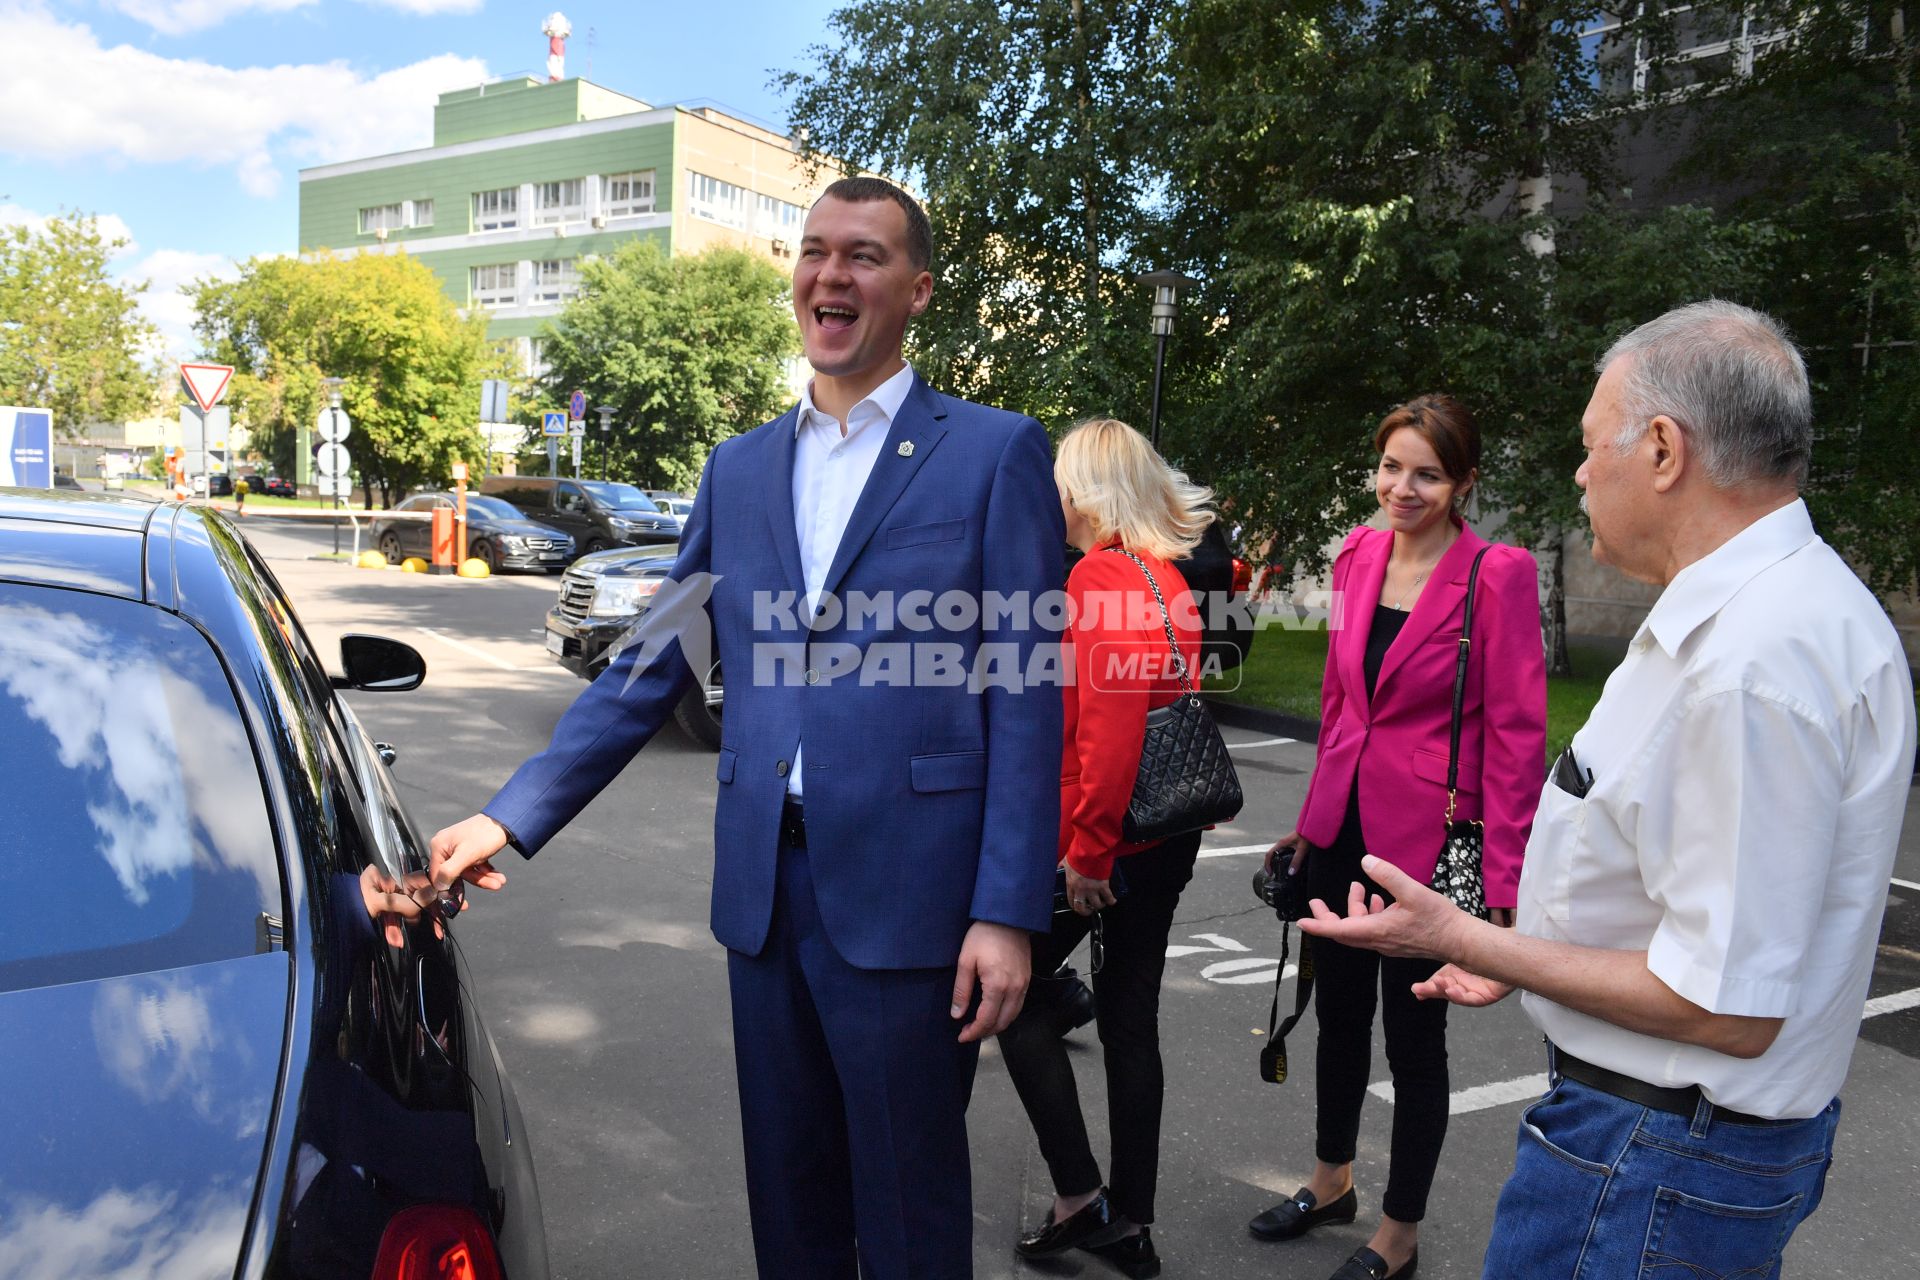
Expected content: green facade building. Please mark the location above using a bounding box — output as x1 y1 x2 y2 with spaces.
298 76 825 374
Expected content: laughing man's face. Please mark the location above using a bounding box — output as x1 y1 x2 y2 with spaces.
792 195 931 383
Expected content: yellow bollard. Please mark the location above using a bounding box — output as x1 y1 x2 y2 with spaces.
457 557 491 578
355 550 387 570
400 557 428 573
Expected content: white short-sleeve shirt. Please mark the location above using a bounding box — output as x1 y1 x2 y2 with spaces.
1516 500 1914 1118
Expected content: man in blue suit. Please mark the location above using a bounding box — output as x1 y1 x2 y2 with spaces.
430 177 1065 1278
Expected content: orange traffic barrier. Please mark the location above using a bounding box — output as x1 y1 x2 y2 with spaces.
430 507 456 575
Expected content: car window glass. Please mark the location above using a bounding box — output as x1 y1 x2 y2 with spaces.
0 584 281 995
556 484 587 514
581 481 657 512
464 496 518 520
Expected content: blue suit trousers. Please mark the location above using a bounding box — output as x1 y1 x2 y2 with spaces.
729 834 981 1280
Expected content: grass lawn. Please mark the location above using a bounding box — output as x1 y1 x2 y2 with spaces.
1205 618 1621 764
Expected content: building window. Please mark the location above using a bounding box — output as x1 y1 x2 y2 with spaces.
525 337 550 378
603 170 656 218
755 193 805 244
687 171 750 231
359 204 404 235
470 263 517 309
1581 4 1786 98
533 178 586 226
473 187 519 232
412 199 434 229
532 258 581 304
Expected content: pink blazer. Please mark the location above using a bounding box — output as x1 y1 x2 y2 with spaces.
1296 522 1547 909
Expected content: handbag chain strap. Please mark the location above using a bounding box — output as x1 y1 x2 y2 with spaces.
1445 546 1494 826
1106 547 1196 700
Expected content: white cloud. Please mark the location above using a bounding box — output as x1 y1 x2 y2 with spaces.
125 247 243 361
0 203 138 257
0 4 489 197
106 0 317 37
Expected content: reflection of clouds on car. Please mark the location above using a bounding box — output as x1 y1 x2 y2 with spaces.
89 963 271 1142
0 1179 248 1280
0 600 276 912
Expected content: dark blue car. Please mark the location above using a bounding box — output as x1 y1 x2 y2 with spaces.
0 488 548 1278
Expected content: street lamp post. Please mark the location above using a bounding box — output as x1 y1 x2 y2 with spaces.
318 376 346 556
593 406 616 481
1136 269 1199 450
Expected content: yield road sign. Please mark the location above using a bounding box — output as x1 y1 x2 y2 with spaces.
542 411 568 437
180 363 234 413
316 442 352 478
569 389 587 420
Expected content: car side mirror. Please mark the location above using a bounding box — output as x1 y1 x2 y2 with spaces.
334 633 426 691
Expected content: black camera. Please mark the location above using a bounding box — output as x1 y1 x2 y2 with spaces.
1251 862 1309 923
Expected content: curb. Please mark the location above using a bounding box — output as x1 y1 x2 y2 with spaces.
1204 696 1320 744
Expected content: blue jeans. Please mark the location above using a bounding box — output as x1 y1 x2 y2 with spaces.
1482 1066 1838 1279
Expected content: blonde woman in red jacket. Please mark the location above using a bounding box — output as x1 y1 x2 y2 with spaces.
1248 394 1546 1280
998 417 1213 1280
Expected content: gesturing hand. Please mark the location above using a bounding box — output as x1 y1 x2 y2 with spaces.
952 921 1031 1044
1296 854 1470 961
429 814 513 896
1413 963 1515 1007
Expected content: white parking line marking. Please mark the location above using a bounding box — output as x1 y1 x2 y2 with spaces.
414 626 532 672
1189 933 1251 952
1227 737 1297 750
1200 958 1296 985
1864 986 1920 1018
1199 843 1272 860
1368 1073 1551 1115
1891 876 1920 893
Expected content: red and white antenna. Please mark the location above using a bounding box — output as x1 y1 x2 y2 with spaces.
542 12 571 82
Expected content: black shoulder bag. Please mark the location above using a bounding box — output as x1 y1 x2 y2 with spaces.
1108 548 1245 843
1428 546 1494 919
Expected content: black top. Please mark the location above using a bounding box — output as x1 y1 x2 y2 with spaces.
1363 603 1408 700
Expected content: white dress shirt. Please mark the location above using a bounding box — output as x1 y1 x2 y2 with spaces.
786 362 916 797
1517 499 1914 1118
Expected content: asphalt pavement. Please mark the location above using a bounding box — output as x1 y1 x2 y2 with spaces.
238 515 1920 1279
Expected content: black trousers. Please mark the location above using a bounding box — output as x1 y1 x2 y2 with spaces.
997 831 1201 1226
1307 804 1450 1224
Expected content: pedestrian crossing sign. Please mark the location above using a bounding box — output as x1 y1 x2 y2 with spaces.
542 411 567 437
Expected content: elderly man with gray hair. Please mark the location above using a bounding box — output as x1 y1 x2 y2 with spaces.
1298 299 1915 1278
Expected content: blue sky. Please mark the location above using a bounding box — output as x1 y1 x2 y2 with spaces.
0 0 843 358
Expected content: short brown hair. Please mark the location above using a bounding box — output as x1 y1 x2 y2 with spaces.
819 176 932 272
1373 394 1480 487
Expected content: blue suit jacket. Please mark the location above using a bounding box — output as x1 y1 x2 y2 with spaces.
484 376 1066 970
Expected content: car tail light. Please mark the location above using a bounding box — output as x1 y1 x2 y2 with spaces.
370 1205 504 1280
1231 557 1253 594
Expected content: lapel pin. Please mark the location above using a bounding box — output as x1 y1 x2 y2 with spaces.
897 441 915 458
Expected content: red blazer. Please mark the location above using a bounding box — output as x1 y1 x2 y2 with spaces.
1060 542 1203 881
1296 522 1546 909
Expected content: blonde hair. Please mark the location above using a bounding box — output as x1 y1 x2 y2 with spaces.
1055 417 1216 560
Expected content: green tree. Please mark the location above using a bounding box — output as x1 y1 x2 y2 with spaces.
0 212 160 431
1164 0 1771 672
534 241 798 491
1673 0 1920 597
191 252 501 506
777 0 1173 427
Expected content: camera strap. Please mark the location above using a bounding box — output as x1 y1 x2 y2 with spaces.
1258 923 1315 1084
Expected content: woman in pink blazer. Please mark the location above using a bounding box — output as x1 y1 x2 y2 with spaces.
1247 395 1546 1280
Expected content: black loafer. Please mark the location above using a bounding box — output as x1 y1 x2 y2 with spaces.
1248 1185 1358 1241
1081 1225 1160 1278
1329 1245 1417 1279
1015 1189 1122 1258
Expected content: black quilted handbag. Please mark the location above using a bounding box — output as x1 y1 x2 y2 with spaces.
1428 547 1493 919
1109 548 1245 843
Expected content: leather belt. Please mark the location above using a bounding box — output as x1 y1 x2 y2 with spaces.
1551 1045 1795 1127
780 797 807 848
